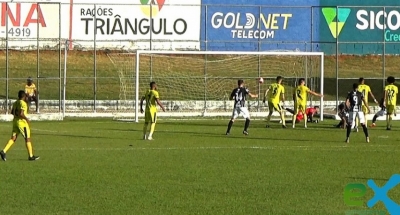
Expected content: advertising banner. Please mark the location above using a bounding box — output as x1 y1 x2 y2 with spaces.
200 0 319 51
0 0 202 50
320 0 400 54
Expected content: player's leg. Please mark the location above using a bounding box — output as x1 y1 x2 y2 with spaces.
346 112 356 143
20 125 39 160
266 102 274 127
0 125 19 161
362 106 368 126
277 104 286 127
292 104 298 128
226 108 239 134
386 105 394 130
142 111 151 139
32 96 38 112
371 109 383 127
241 107 250 135
358 111 369 142
147 111 157 140
299 104 308 128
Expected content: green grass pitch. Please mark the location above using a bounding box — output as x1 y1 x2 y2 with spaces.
0 118 399 214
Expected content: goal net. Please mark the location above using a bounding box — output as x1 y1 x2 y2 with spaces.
108 51 324 122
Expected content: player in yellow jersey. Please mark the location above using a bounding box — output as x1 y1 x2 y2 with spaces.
383 76 398 130
354 77 378 129
140 81 166 140
292 78 323 128
263 76 286 128
0 90 39 161
25 77 38 113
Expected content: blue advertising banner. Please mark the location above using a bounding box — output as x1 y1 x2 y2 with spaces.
200 0 319 51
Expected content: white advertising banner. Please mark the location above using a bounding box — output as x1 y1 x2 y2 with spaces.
0 0 201 50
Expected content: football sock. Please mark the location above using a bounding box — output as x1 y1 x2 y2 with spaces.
388 114 393 127
361 124 369 137
292 114 296 126
372 114 378 123
280 112 285 125
355 117 359 128
142 123 148 136
346 124 351 138
3 139 15 153
304 114 307 127
26 142 33 157
266 114 272 124
149 123 156 137
244 118 250 131
227 120 233 133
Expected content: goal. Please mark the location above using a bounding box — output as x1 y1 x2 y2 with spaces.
108 51 324 122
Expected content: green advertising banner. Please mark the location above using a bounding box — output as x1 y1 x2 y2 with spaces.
320 0 400 54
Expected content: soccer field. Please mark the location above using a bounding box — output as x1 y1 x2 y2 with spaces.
0 118 398 214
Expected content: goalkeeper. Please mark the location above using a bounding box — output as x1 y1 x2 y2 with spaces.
335 102 349 129
285 106 320 123
370 98 396 127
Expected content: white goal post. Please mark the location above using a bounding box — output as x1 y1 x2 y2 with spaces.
110 50 325 122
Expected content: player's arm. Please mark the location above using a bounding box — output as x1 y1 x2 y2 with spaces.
308 90 323 97
140 96 145 113
155 98 165 112
19 107 30 125
263 88 269 103
369 90 378 103
362 97 371 113
383 89 388 106
230 89 236 100
248 93 258 98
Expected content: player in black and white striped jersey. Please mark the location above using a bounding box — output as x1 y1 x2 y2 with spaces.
345 83 371 143
226 80 258 135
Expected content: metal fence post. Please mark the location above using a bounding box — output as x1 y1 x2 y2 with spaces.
93 4 97 113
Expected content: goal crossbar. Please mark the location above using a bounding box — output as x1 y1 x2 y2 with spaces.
133 50 325 123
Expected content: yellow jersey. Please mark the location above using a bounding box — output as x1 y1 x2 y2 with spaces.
143 89 160 112
11 100 28 125
357 84 371 105
25 84 36 96
294 85 310 105
385 84 398 106
267 83 284 103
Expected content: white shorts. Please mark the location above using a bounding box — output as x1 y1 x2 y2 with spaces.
376 109 386 117
232 107 250 119
348 111 365 125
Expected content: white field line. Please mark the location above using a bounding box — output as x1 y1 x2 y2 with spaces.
9 145 398 152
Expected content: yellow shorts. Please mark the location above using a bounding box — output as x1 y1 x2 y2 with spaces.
145 110 157 123
295 103 306 113
12 123 30 139
268 102 282 112
387 105 396 115
362 105 369 114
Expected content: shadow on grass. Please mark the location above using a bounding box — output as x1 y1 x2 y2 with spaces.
345 177 389 181
36 133 129 140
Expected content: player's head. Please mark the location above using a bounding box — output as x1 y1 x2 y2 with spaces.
338 103 345 111
18 90 26 99
352 83 359 90
298 78 306 85
358 77 364 84
314 106 319 112
387 76 395 84
238 79 244 87
150 81 157 90
27 77 33 85
276 76 283 84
